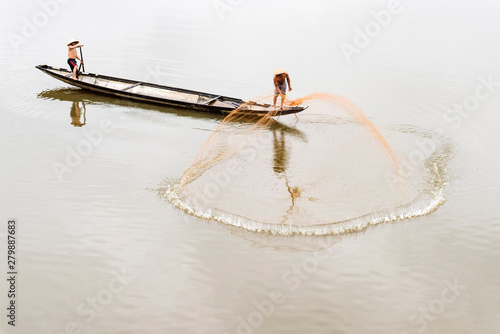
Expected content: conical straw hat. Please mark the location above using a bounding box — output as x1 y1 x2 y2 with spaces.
274 67 286 76
67 38 79 46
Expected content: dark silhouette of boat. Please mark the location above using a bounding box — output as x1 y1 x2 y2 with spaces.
36 65 307 116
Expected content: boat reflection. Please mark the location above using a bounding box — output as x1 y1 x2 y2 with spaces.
37 88 308 140
36 87 226 123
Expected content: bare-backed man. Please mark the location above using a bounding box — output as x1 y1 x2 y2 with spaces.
67 39 84 80
273 67 292 110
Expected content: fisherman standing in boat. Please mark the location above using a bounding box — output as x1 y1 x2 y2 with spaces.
273 67 292 111
67 39 84 80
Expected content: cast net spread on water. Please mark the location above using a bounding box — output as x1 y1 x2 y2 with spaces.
164 93 451 235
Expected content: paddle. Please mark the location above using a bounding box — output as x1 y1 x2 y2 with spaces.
78 46 85 73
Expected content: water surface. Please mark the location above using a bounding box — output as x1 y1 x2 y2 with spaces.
1 1 500 333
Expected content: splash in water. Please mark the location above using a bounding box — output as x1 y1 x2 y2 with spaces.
180 92 400 189
165 92 449 236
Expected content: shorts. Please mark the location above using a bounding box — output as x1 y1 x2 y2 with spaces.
274 82 287 96
68 58 77 72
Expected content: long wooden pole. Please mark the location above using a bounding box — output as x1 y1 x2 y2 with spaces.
79 47 85 72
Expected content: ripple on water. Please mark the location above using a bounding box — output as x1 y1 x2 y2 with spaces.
164 111 454 236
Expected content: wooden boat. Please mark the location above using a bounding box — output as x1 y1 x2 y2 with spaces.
35 65 307 116
37 87 309 139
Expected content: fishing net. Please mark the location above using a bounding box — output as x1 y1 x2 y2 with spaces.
164 92 451 235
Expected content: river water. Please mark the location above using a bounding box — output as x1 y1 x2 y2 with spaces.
1 1 499 333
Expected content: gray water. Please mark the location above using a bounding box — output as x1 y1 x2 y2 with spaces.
1 1 500 333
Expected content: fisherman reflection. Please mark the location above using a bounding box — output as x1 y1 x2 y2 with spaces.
272 127 288 175
271 125 302 221
70 101 86 127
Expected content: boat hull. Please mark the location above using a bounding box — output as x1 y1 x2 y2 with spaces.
36 65 307 116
